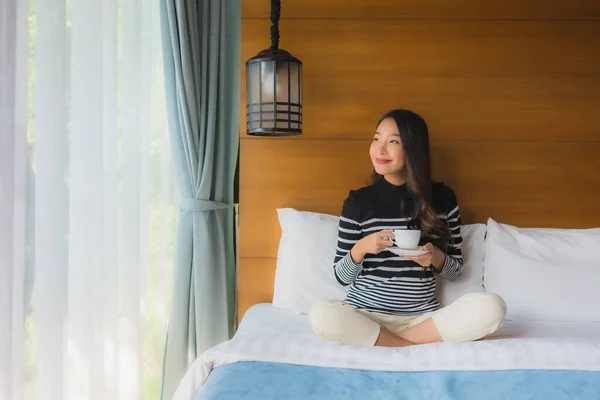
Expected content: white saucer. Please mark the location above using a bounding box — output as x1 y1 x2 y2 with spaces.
387 246 430 257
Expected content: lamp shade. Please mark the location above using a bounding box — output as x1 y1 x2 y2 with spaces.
246 49 302 136
245 0 303 136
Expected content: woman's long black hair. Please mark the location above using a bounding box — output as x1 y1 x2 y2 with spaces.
371 109 451 250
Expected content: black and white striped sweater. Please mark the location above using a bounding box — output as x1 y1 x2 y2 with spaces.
334 177 463 315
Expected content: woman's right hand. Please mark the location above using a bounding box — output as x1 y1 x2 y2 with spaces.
350 230 394 264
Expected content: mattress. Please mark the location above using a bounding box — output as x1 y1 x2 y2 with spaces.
174 303 600 400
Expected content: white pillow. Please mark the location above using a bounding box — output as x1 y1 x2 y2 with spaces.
273 208 487 314
272 208 348 314
436 223 486 306
484 218 600 322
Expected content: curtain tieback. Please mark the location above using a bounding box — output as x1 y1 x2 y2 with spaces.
178 196 233 212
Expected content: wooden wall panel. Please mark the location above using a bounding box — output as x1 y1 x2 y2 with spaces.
242 19 600 141
240 139 600 258
238 257 277 319
243 0 600 20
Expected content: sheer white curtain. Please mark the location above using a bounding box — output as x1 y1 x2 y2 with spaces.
1 0 29 399
2 0 176 399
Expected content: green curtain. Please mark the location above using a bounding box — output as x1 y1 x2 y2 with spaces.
159 1 240 398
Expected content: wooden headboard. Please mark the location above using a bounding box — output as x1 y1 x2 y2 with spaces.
238 0 600 320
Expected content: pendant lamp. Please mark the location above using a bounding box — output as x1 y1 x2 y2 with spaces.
245 0 303 136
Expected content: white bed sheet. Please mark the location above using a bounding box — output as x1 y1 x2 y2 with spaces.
174 303 600 400
238 303 600 340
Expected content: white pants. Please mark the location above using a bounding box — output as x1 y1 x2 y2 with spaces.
309 292 507 347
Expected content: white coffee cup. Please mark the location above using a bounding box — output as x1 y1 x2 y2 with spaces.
393 229 421 249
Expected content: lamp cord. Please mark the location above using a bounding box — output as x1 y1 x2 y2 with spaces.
270 0 280 49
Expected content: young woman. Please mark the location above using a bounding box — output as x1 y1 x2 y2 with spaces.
309 109 506 347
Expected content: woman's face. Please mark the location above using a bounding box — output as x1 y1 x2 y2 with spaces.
370 117 405 179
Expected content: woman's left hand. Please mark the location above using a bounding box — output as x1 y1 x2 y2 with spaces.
407 243 445 271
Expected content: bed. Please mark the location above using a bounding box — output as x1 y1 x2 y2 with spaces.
172 214 600 400
178 304 600 399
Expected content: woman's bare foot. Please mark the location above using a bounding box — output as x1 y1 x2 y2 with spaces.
375 326 415 347
396 317 443 344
